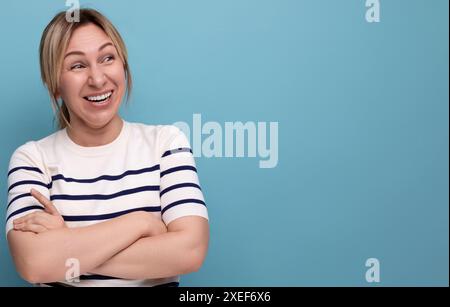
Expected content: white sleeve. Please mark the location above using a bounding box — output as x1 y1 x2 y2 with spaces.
158 125 209 226
5 142 51 237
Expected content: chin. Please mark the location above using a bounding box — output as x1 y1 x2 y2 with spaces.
81 115 116 129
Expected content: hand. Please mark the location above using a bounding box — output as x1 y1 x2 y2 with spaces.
138 211 168 237
13 188 66 234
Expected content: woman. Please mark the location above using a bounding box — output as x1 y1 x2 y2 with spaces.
6 8 209 287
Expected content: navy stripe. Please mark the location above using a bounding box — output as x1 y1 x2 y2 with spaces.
161 147 192 158
160 165 197 178
63 206 161 222
50 185 159 201
8 180 52 192
8 166 43 177
7 193 32 209
161 198 206 215
6 205 44 223
51 165 160 183
153 281 180 287
42 282 75 287
160 183 202 197
45 279 179 286
79 274 121 280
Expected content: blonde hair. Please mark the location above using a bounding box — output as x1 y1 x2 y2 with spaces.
39 8 132 130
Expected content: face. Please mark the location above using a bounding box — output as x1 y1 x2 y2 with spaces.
59 23 126 130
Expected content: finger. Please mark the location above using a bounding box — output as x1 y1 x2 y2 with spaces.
14 212 36 224
29 214 51 227
44 201 60 216
30 188 48 205
14 211 51 225
31 189 59 216
13 217 25 224
18 223 48 234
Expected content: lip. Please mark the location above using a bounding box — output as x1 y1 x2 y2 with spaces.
84 90 114 108
83 89 114 99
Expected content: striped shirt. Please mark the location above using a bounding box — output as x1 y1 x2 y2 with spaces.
5 120 209 287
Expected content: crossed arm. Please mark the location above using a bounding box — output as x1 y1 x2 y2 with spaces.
8 189 209 283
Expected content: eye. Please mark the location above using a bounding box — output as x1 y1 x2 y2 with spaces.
70 63 85 70
102 55 115 63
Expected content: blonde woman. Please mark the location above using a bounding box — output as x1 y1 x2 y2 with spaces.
6 8 209 287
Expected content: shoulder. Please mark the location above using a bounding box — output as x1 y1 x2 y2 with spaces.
128 122 184 139
9 130 60 170
128 122 190 155
10 141 39 163
8 141 45 176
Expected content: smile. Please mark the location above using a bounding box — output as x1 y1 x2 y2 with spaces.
83 90 113 104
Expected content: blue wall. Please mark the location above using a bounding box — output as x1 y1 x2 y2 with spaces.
0 0 448 286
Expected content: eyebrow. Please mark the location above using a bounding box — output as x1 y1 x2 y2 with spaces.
64 42 114 59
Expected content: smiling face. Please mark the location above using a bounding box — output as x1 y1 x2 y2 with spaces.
59 23 126 130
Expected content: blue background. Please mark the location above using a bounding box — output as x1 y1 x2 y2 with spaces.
0 0 448 286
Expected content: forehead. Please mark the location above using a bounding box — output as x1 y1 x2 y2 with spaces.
66 23 112 53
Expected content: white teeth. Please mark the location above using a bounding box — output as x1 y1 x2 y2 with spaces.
86 91 112 102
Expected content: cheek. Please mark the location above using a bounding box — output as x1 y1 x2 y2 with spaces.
59 73 86 100
107 63 126 89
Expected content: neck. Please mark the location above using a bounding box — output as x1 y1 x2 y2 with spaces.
66 116 124 147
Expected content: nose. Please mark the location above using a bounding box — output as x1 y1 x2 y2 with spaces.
87 65 107 88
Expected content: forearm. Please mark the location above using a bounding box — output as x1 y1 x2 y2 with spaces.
91 230 201 280
8 212 146 283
